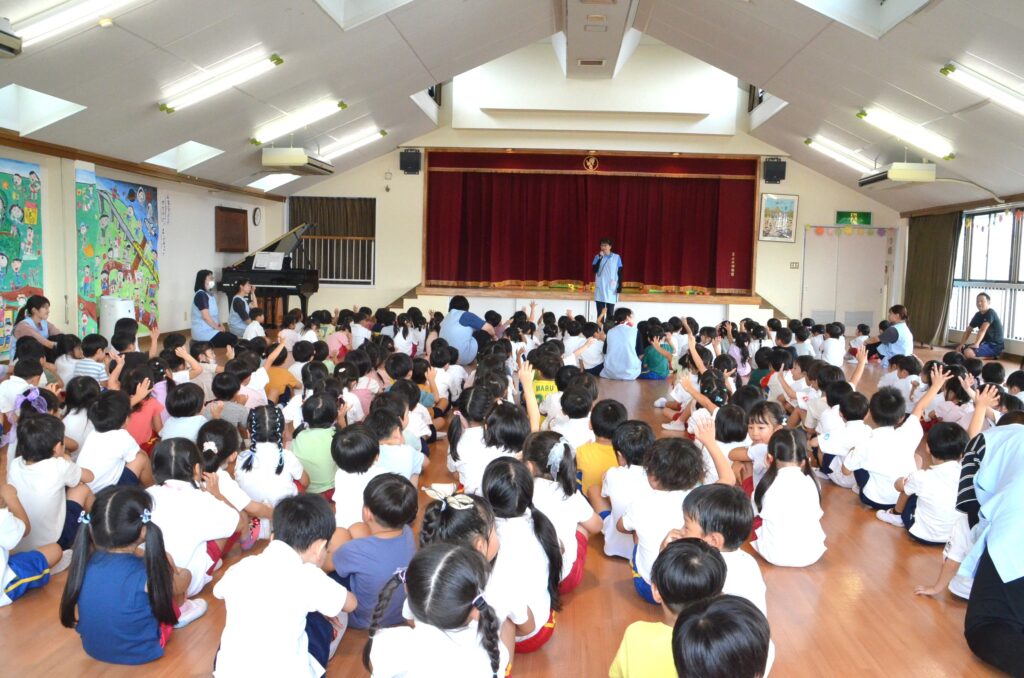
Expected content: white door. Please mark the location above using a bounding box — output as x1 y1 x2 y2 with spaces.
801 229 890 334
801 231 839 321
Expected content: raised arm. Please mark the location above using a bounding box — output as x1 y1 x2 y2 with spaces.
693 418 737 485
263 342 285 370
517 361 541 432
685 324 708 374
849 346 868 390
967 385 1000 439
175 346 203 380
910 366 950 420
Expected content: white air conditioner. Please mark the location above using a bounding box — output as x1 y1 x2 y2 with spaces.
858 162 936 188
261 148 335 176
0 19 23 57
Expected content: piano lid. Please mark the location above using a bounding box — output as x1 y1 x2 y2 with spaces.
227 223 315 268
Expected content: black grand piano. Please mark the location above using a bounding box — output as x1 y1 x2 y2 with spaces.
219 223 319 322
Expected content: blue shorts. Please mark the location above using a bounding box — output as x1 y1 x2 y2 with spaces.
638 372 667 381
972 341 1003 358
59 499 85 549
116 466 140 487
630 546 657 604
4 550 51 603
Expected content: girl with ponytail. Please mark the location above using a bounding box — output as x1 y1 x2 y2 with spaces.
446 387 497 493
197 419 272 545
522 432 603 594
364 543 508 677
752 428 826 567
236 406 308 507
482 456 563 654
60 486 196 664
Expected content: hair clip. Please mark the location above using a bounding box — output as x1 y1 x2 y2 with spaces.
547 436 571 475
202 441 218 453
471 593 487 611
140 508 152 524
394 567 407 584
77 511 91 525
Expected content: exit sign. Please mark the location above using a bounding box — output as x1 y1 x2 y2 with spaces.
836 211 872 225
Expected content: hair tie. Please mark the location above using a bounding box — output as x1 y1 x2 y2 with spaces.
202 441 218 453
395 567 407 584
422 486 475 511
547 437 571 475
472 593 487 611
14 387 47 415
140 508 152 524
77 510 91 525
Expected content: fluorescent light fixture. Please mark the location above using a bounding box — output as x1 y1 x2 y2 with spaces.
247 173 300 192
160 49 283 113
856 107 955 160
250 99 346 145
804 137 875 172
13 0 144 47
321 128 386 160
941 61 1024 118
145 141 223 172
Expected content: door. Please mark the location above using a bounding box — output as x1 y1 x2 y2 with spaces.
801 227 890 333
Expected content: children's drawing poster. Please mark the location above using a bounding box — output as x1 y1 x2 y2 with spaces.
75 169 159 336
0 157 44 360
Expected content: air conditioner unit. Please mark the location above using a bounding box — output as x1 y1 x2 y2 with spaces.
0 19 23 57
858 162 936 188
261 148 334 176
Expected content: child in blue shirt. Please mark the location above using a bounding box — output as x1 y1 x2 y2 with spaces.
333 473 418 629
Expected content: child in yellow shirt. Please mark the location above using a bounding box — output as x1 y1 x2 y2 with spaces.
575 399 627 494
609 538 726 678
529 351 561 407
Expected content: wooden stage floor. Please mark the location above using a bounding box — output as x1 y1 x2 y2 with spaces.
0 352 1004 677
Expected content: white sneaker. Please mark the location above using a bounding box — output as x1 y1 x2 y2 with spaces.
174 598 208 628
435 431 447 440
653 397 667 408
811 468 830 482
259 517 273 539
51 549 74 575
845 357 858 364
875 509 904 527
662 420 688 432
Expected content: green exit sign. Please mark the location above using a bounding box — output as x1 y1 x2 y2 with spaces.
836 211 872 225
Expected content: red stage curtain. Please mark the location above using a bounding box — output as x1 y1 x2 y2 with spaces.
426 157 755 292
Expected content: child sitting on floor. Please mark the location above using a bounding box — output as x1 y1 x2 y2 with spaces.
590 420 655 560
575 398 627 494
549 386 596 450
1 479 67 607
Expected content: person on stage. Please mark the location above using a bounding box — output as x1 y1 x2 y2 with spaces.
593 238 622 322
191 269 237 348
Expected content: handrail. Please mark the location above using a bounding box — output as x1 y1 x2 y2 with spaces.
301 235 375 241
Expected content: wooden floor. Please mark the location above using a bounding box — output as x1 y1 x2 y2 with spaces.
0 351 1007 677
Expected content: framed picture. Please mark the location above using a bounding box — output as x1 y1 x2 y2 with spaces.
759 193 799 243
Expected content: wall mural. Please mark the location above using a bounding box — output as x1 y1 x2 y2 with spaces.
0 157 44 360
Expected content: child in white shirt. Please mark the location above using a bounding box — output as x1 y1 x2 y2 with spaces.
77 391 153 491
846 323 871 363
197 420 274 541
729 401 784 495
1 483 66 607
235 406 308 507
522 433 602 591
875 422 967 544
62 377 99 456
752 429 826 567
589 421 654 560
550 387 596 450
809 324 826 358
288 341 314 385
576 323 606 376
214 494 356 677
820 323 846 367
893 355 922 414
331 428 386 540
241 308 266 341
54 335 85 387
447 394 522 495
618 425 735 604
793 327 814 358
561 320 587 367
365 542 508 677
364 410 424 487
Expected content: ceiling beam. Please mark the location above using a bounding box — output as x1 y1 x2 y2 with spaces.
0 130 286 203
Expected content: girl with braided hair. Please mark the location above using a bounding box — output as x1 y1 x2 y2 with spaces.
235 406 308 510
364 543 507 677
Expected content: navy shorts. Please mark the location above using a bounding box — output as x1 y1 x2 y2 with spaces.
116 466 140 487
59 499 85 549
4 550 51 603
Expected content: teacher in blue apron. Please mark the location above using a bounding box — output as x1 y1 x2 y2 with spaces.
227 279 255 338
865 304 913 368
191 269 237 348
592 238 622 323
438 295 495 366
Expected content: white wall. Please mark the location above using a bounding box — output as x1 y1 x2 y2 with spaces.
0 143 285 334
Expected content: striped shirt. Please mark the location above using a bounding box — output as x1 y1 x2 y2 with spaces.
72 359 109 384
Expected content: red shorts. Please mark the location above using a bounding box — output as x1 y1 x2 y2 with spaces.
293 480 306 493
515 610 556 654
140 436 159 456
205 532 240 574
320 488 335 503
741 475 754 497
558 531 588 595
159 601 181 647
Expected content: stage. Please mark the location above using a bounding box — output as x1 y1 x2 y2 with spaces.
411 285 772 328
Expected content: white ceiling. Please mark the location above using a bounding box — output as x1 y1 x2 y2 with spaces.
0 0 557 193
2 0 1023 211
637 0 1024 211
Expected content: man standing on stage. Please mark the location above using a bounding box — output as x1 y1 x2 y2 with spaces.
593 238 622 322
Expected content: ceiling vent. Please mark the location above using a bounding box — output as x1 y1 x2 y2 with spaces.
858 162 936 189
261 148 335 176
577 59 606 67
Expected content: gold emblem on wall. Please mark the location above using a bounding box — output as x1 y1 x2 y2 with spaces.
583 155 599 171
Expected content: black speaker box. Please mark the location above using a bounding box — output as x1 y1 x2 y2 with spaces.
400 149 422 175
763 157 786 183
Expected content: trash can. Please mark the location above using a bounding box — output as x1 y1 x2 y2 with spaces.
98 296 136 342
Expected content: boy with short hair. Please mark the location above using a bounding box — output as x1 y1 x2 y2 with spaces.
77 390 153 491
362 410 423 486
846 323 871 363
527 351 561 406
540 365 581 428
592 420 655 559
550 386 596 450
1 480 67 607
1006 369 1024 404
214 494 357 676
981 361 1005 388
73 334 117 387
289 341 315 384
575 399 627 494
793 327 813 357
242 308 266 341
817 391 871 490
205 372 250 436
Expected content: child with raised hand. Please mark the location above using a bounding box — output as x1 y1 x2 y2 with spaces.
364 543 508 678
590 420 656 559
235 406 308 506
522 431 602 594
60 486 193 664
1 479 67 607
333 473 417 630
672 596 771 678
482 456 563 654
8 413 93 555
729 401 785 495
78 391 154 491
752 429 826 567
120 366 164 452
215 494 356 677
196 419 272 540
610 538 727 678
843 365 950 510
618 420 735 605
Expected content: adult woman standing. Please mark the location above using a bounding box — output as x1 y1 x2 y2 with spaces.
191 269 236 348
12 294 63 350
227 279 255 338
865 304 913 367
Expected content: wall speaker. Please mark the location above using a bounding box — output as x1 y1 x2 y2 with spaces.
400 149 422 175
763 157 786 184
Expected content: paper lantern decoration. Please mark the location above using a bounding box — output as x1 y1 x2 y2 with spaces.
876 228 885 236
843 226 853 236
815 227 825 235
